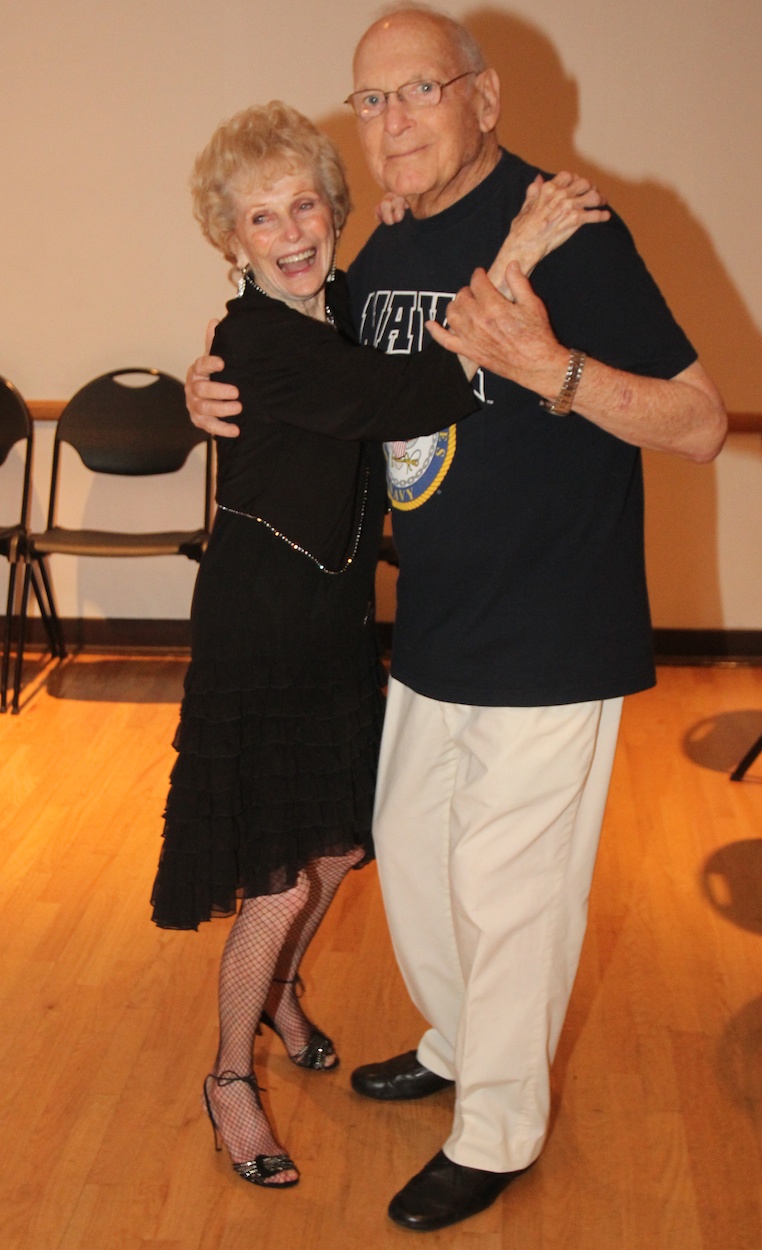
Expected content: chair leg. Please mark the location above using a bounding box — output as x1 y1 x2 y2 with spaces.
30 564 60 658
35 556 66 658
11 562 33 714
730 733 762 782
1 560 19 713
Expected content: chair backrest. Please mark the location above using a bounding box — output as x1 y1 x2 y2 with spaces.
49 367 212 530
55 368 203 475
0 376 33 466
0 375 34 527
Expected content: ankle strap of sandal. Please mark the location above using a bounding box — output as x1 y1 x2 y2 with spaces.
271 974 304 996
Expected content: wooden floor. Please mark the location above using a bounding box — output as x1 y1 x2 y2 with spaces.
2 655 762 1249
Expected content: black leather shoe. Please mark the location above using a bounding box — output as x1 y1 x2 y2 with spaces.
388 1150 525 1232
350 1050 454 1101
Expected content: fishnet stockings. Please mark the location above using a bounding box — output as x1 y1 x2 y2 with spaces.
206 846 364 1180
264 845 365 1057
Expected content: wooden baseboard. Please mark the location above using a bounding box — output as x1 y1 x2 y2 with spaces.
653 629 762 664
4 619 762 664
4 617 191 652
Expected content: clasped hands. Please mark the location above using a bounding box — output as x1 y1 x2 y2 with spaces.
378 169 607 396
428 264 570 399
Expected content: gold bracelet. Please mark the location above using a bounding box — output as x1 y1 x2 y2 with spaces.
540 349 586 416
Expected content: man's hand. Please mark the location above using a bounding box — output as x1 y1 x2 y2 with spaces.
428 263 567 396
185 319 242 438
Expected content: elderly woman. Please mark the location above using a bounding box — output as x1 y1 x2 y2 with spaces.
150 101 606 1189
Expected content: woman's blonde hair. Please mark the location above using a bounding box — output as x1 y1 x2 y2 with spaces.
191 101 351 263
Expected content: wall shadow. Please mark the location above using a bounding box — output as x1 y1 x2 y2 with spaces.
465 8 762 410
318 109 386 275
642 451 724 627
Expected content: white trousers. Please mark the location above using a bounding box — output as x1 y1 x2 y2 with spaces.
373 678 623 1172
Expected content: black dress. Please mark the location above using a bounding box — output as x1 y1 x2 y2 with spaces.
150 275 477 930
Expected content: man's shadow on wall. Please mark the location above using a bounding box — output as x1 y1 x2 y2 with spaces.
320 8 762 628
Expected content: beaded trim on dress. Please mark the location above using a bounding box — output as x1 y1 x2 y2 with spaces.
217 467 369 575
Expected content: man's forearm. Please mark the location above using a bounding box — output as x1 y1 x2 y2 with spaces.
537 355 727 464
431 266 727 464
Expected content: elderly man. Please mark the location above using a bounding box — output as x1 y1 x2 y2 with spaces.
187 4 726 1232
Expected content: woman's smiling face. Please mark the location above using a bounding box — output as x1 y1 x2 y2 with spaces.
230 164 336 310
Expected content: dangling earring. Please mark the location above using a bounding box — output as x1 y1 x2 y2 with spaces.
327 229 340 283
236 266 248 297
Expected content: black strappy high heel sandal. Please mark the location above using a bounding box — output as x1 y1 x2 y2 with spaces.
259 976 339 1071
202 1071 299 1188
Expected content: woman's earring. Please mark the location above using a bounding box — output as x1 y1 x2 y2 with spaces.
327 231 340 283
236 266 248 297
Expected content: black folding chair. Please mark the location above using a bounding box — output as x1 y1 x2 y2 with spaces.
0 376 64 713
13 368 213 711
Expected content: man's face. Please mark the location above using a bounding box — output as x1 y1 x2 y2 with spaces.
351 14 499 219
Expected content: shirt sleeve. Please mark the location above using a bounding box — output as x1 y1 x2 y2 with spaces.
531 212 697 380
211 294 478 442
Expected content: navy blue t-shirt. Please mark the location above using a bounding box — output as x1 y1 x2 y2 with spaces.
347 150 697 706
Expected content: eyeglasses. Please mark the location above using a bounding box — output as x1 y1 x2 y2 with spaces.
344 71 478 120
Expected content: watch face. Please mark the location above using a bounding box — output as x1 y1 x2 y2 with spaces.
384 427 456 510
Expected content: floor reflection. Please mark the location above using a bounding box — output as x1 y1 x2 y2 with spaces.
46 655 187 703
702 840 762 935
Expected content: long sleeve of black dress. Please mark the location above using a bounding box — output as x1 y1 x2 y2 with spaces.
212 273 478 570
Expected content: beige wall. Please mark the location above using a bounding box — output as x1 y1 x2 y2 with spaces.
2 0 761 627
